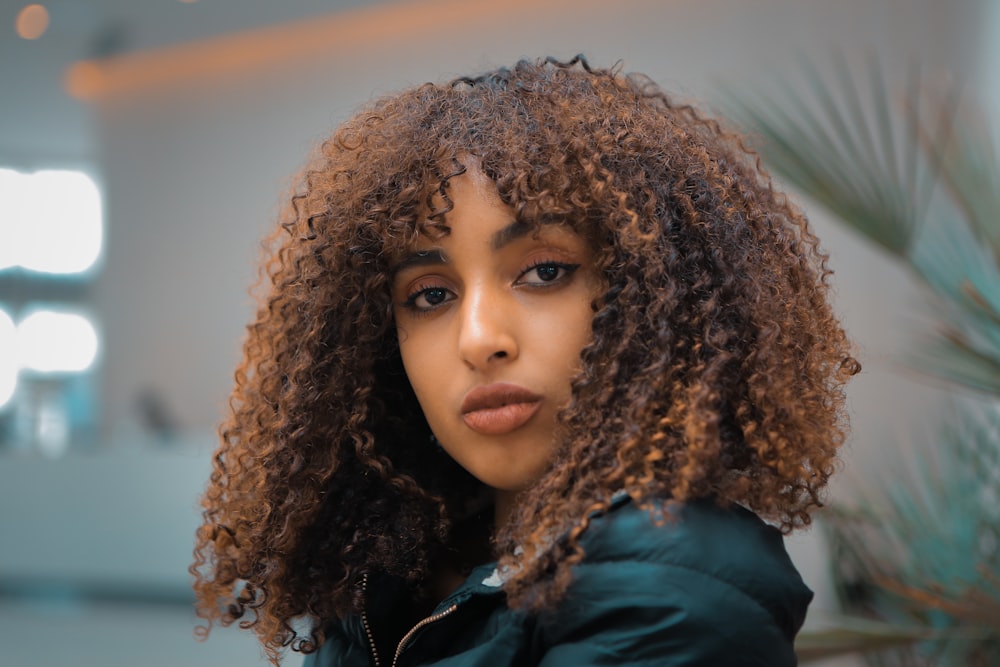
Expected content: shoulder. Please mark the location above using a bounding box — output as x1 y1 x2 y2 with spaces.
301 620 370 667
534 496 812 666
582 495 812 634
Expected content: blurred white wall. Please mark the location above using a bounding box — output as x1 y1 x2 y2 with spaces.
986 0 1000 118
91 0 984 439
0 2 991 665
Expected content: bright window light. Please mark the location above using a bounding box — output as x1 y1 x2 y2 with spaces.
0 309 16 408
0 169 20 271
0 168 102 274
17 310 99 373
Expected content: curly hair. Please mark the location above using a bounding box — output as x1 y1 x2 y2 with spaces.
191 55 859 663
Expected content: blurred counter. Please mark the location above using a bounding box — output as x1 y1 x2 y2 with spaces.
0 439 216 601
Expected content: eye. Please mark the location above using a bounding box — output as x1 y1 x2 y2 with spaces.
518 261 580 286
404 285 455 312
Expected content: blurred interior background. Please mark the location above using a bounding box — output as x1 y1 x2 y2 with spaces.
1 0 997 665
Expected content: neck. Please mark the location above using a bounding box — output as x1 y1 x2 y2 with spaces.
493 489 520 531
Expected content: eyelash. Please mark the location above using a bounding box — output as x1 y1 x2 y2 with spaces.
400 260 580 313
517 260 580 286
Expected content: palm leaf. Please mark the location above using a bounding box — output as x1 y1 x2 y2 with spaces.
725 58 1000 399
928 103 1000 261
909 330 1000 395
818 408 1000 665
723 56 933 256
909 209 1000 394
796 616 935 662
724 55 1000 665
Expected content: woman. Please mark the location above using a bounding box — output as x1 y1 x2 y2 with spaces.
192 56 858 666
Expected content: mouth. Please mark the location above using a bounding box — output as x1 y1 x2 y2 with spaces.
460 383 543 435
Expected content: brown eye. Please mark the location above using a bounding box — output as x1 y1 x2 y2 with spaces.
519 262 580 286
537 265 560 281
404 285 456 312
421 288 449 306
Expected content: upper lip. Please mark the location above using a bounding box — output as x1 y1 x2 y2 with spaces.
461 383 542 414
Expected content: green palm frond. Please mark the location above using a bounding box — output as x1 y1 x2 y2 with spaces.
795 615 936 663
908 205 1000 392
724 55 945 256
818 408 1000 665
724 58 1000 399
930 105 1000 261
725 54 1000 665
910 330 1000 395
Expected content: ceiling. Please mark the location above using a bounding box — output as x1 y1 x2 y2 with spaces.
0 0 385 165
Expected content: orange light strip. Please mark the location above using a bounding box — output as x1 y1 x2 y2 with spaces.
64 0 555 100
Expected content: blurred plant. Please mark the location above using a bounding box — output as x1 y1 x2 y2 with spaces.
817 408 1000 665
725 58 1000 665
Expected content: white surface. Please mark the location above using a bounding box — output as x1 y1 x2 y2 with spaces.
0 443 213 589
0 597 273 667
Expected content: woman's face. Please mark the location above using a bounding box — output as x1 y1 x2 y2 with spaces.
392 165 600 504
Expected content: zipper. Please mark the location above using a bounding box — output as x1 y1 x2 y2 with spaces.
360 573 381 667
391 603 459 667
360 573 461 667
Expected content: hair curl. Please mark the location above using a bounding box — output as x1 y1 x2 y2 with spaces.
192 55 859 663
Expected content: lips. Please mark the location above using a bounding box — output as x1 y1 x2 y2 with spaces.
460 383 542 435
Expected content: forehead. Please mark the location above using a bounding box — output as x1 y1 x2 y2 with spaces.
383 159 595 268
386 166 503 245
390 220 588 279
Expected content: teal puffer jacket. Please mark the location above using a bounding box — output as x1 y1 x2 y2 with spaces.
302 496 812 666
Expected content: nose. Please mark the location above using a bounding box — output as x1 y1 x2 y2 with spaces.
457 287 518 370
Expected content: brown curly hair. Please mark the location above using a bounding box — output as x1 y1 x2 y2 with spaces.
191 55 859 663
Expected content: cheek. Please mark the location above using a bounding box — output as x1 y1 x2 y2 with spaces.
552 292 597 354
396 325 419 385
394 320 413 369
395 323 438 414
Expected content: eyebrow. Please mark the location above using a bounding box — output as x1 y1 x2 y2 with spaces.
490 219 535 251
391 220 551 276
391 248 448 276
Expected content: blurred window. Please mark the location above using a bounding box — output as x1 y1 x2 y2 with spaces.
0 167 103 456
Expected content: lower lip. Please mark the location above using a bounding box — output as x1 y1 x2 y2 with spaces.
462 401 541 435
